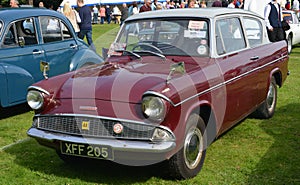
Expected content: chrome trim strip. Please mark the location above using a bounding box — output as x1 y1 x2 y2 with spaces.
144 55 287 107
143 91 175 106
28 86 50 95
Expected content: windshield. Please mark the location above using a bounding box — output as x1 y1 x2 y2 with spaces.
115 19 209 57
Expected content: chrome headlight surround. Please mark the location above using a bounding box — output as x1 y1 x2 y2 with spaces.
151 127 175 142
142 96 167 122
27 90 45 110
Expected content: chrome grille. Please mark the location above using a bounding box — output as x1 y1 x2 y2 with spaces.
35 116 155 140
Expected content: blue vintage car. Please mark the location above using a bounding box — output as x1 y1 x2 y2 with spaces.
0 8 104 108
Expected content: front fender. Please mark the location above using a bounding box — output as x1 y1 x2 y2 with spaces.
69 49 104 71
0 63 34 107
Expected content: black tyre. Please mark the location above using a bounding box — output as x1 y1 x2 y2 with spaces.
253 77 277 119
287 34 292 54
166 114 206 179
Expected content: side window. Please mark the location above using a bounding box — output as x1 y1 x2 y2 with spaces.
215 17 246 54
2 18 38 48
40 16 62 43
3 24 17 48
61 21 72 40
244 18 262 47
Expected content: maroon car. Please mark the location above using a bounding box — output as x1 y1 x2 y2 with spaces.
26 8 289 179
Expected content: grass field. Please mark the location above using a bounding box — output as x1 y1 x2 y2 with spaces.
0 24 299 185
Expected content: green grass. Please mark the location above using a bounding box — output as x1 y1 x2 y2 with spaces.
0 24 299 184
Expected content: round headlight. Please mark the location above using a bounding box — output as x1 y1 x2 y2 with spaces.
27 90 44 110
142 96 166 122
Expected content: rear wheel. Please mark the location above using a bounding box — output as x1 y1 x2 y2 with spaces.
253 77 277 119
166 114 206 179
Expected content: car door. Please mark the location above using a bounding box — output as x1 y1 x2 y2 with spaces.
38 16 78 77
214 17 259 130
0 17 46 106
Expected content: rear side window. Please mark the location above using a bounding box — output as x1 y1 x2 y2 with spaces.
243 18 262 47
40 16 72 43
215 17 246 55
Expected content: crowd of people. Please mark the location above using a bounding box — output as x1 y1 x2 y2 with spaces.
6 0 300 51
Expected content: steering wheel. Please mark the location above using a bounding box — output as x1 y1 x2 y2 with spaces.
132 43 163 54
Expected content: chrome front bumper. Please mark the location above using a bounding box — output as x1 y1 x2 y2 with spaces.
27 128 176 166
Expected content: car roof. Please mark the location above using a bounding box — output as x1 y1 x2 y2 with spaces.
125 8 262 22
0 8 66 22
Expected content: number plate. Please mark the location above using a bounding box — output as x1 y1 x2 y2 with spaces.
60 141 113 160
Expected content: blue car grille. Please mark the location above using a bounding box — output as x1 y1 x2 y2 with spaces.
34 116 155 140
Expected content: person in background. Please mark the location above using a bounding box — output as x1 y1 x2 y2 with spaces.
264 0 285 42
285 0 291 10
100 5 106 24
132 2 139 14
222 0 229 7
235 0 243 8
10 0 19 7
188 0 196 8
156 2 163 10
77 0 96 52
152 0 158 10
212 0 222 7
112 5 121 24
120 3 128 26
92 5 99 24
39 1 44 8
105 5 111 24
293 0 299 17
200 1 207 8
140 0 152 12
63 2 80 34
227 0 236 8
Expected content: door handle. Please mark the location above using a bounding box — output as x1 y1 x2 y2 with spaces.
250 56 259 60
32 50 44 55
70 44 78 49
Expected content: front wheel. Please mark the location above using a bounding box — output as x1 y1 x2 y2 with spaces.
166 114 206 179
253 77 277 119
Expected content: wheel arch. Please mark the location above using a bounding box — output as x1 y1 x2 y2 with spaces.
187 102 217 146
271 69 283 87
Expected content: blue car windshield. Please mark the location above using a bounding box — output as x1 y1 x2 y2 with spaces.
116 19 210 57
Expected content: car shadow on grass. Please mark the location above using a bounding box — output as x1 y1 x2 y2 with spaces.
0 103 31 120
247 103 300 184
4 138 169 184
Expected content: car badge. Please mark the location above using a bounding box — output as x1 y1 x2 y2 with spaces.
81 121 90 130
113 123 123 134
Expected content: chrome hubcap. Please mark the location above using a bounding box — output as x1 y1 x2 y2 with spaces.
184 128 203 169
267 83 275 112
